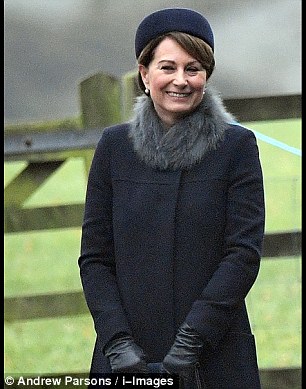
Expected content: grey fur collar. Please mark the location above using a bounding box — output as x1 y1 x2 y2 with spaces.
128 87 235 170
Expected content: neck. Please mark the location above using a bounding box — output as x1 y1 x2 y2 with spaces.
153 103 200 129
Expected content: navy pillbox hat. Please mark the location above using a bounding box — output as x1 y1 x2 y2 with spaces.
135 8 214 58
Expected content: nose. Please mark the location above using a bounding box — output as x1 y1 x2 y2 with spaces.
173 69 188 87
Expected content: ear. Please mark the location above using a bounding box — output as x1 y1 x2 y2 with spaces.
138 64 149 88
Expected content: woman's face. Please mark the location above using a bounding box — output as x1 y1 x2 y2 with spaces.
139 37 207 128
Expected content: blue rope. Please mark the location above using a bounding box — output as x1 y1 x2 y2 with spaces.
230 121 301 157
252 130 301 157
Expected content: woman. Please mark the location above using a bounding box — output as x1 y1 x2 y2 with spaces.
78 8 265 389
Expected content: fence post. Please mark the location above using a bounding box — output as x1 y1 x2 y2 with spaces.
79 72 122 174
121 69 141 122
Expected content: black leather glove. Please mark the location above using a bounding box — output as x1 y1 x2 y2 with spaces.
104 334 149 373
162 322 204 376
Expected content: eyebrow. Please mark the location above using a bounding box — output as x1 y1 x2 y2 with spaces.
157 60 201 66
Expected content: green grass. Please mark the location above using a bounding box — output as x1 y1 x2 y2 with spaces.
4 118 301 375
246 257 301 368
244 119 301 232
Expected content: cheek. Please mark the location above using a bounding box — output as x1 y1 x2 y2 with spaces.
149 75 168 91
192 76 207 90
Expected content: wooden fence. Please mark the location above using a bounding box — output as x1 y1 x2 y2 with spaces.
4 71 301 388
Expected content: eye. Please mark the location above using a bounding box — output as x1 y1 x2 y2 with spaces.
186 67 201 75
160 65 176 73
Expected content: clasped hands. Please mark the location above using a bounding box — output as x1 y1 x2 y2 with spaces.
104 322 204 376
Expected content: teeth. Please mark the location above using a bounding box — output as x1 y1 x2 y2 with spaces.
168 92 190 97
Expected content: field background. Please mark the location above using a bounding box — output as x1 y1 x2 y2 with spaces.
4 118 301 375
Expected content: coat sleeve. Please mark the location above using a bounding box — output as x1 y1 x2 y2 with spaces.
78 128 132 350
185 128 265 349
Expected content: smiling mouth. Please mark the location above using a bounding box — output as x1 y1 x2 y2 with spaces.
167 92 191 98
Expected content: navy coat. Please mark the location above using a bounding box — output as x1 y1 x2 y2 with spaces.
79 121 265 388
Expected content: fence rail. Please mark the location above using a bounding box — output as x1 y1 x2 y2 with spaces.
223 93 301 122
4 94 301 159
4 228 301 322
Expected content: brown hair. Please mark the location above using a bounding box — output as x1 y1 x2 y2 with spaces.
137 31 215 93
